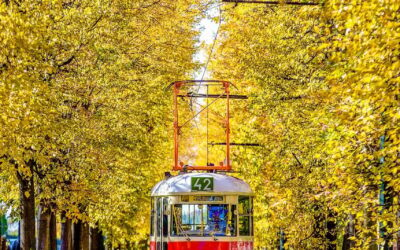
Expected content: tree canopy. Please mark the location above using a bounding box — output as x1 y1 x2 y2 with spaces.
0 0 399 249
210 0 399 248
0 0 204 247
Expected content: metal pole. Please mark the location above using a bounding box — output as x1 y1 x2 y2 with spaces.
173 83 180 170
279 229 285 250
378 135 388 250
206 85 209 165
224 82 231 170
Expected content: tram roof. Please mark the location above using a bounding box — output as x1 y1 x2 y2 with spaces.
151 172 253 196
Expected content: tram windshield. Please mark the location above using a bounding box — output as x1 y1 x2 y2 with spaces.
171 204 236 237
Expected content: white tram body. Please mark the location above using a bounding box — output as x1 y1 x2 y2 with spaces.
150 173 254 250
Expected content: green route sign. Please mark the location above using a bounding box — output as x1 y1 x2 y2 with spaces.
191 177 214 191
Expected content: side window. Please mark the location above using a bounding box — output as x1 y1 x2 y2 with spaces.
150 198 154 236
228 205 237 236
238 196 252 236
251 197 253 236
156 198 162 237
162 197 169 237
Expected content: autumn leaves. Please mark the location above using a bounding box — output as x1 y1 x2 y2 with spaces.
0 0 398 249
0 0 201 248
210 1 399 248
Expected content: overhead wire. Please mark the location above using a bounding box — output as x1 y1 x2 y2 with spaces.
192 1 223 166
199 2 222 82
207 2 222 166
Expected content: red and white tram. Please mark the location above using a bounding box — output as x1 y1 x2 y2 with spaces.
150 80 254 249
150 172 254 250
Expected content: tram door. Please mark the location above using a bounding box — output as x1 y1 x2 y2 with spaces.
156 197 168 250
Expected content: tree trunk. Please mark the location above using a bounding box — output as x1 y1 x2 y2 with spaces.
90 226 104 250
312 203 324 248
72 220 89 250
326 211 337 250
61 212 72 250
396 196 400 250
80 222 90 250
49 212 57 250
37 203 51 250
1 237 7 250
72 221 81 250
342 214 356 250
17 168 36 250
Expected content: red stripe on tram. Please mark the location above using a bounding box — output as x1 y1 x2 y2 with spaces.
161 241 253 250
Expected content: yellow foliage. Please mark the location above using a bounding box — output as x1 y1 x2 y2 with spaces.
210 0 399 248
0 0 204 246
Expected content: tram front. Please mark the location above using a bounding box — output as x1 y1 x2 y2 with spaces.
150 172 254 250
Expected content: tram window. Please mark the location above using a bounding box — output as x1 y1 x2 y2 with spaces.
239 196 251 214
239 216 250 236
150 198 154 236
239 196 252 236
156 198 162 237
208 205 228 236
162 197 168 237
172 204 235 237
250 197 254 236
229 205 237 236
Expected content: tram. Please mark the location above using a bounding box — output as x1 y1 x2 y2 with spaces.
150 80 254 250
150 173 253 250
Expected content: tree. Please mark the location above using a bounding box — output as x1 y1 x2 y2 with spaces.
210 0 399 248
0 0 204 247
